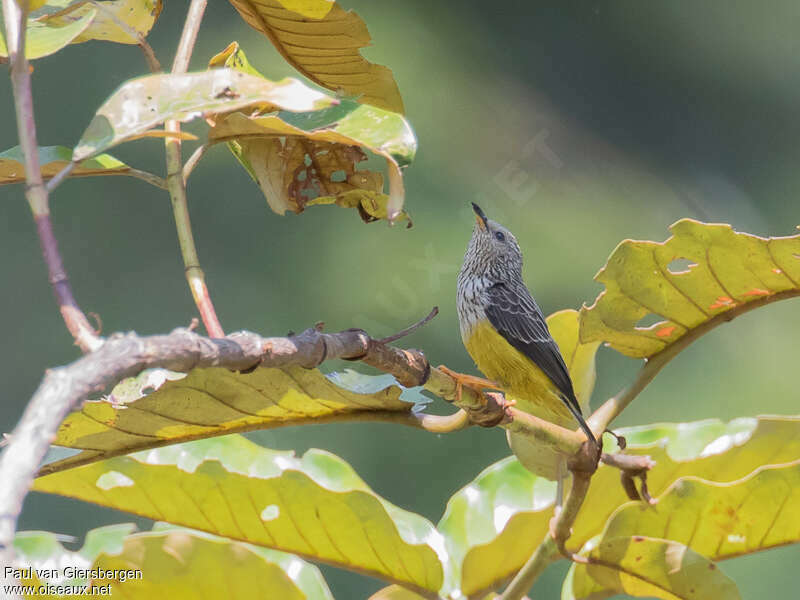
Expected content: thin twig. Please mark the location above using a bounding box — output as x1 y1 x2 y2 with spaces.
164 0 223 337
1 0 101 354
377 306 438 344
499 453 596 600
182 143 209 184
44 161 76 192
89 0 161 72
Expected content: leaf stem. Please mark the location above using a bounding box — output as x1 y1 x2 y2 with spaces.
1 0 101 353
89 0 161 73
182 143 209 183
587 287 800 435
164 0 224 337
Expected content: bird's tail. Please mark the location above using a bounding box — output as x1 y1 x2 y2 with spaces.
562 396 597 446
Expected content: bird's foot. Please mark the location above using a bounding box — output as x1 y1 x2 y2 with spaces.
437 366 500 405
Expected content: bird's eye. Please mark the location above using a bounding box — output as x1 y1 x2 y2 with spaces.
494 231 505 242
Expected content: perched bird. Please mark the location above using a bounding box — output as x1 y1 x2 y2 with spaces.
454 203 596 479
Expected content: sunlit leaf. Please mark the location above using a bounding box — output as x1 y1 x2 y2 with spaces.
440 416 800 597
566 460 800 598
13 525 333 599
369 585 430 600
208 43 415 223
72 69 336 161
227 0 404 112
507 309 601 480
42 366 426 475
0 4 96 59
580 219 800 358
577 537 740 600
607 461 800 560
36 0 162 45
34 435 445 594
437 457 556 597
0 145 131 185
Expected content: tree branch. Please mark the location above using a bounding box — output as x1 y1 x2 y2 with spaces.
0 320 578 578
2 0 102 354
164 0 223 338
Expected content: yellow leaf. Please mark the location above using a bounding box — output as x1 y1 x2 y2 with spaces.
42 366 422 475
584 537 740 600
34 436 445 594
227 0 404 112
580 219 800 358
41 0 163 46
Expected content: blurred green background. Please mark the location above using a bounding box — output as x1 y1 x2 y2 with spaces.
2 1 799 597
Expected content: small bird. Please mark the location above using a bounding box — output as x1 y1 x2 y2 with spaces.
454 203 596 479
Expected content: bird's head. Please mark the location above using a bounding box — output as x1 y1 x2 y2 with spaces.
461 203 523 279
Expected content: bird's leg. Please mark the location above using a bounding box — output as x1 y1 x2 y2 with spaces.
437 365 499 404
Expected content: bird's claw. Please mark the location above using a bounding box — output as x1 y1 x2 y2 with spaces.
437 366 500 405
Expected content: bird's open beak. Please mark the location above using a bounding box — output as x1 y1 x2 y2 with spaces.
472 202 488 230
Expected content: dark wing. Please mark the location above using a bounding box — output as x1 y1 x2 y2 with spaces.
484 281 582 417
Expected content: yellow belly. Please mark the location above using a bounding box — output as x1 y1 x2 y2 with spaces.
464 319 573 427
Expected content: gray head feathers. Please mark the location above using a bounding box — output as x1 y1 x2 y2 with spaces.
459 203 524 282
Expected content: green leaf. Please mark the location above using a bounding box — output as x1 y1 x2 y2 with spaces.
208 43 415 224
37 0 162 46
580 219 800 358
73 69 337 161
0 145 130 185
42 366 426 475
34 435 445 594
578 536 740 600
506 309 601 480
439 416 800 597
227 0 404 113
0 4 96 59
13 525 333 599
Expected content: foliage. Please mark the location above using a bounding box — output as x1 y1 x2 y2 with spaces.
2 1 800 599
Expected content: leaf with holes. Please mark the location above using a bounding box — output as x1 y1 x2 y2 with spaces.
14 524 333 599
34 0 162 46
437 416 800 597
573 536 740 600
41 366 427 476
0 145 133 185
72 69 336 161
227 0 404 113
506 309 601 479
580 219 800 357
33 436 445 595
208 43 415 224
